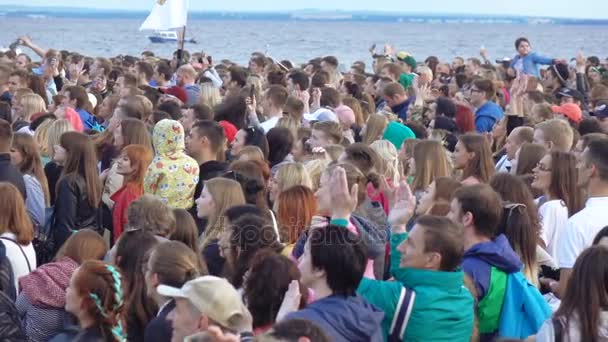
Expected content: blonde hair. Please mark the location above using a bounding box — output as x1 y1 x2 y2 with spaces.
273 163 313 212
324 144 344 162
276 116 300 140
237 145 265 163
303 159 330 191
135 95 153 121
362 114 388 145
20 93 46 121
34 118 55 157
535 118 574 152
416 66 433 80
410 140 453 192
370 140 401 183
200 178 246 248
201 83 222 108
47 119 74 159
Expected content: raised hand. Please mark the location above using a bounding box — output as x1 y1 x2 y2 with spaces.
330 166 358 220
276 280 302 322
388 180 416 232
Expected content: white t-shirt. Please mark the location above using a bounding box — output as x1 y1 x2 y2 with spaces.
0 232 37 292
557 197 608 269
538 199 569 260
260 116 280 134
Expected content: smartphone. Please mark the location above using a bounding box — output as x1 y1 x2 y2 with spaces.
250 84 255 98
207 56 212 65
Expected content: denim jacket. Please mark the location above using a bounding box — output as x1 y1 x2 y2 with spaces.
510 52 554 78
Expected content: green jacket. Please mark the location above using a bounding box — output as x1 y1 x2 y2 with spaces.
357 233 475 341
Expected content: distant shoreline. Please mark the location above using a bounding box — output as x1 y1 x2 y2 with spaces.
1 6 608 26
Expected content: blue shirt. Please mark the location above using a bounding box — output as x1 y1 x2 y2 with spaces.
475 101 504 133
510 52 553 78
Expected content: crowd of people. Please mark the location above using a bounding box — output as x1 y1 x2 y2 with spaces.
0 34 607 341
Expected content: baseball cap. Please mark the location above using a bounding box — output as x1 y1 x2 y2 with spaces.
556 87 584 104
160 86 188 104
157 276 247 330
303 108 339 123
218 120 237 143
591 102 608 120
396 52 417 70
551 103 582 123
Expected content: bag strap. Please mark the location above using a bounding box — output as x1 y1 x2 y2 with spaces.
388 286 416 342
552 317 564 342
0 237 32 273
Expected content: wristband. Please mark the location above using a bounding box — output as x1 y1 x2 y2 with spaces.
330 218 349 227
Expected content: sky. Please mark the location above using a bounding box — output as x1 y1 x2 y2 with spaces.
1 0 607 19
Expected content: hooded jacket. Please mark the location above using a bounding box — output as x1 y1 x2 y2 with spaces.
475 101 504 133
144 119 199 209
285 295 384 342
462 234 523 338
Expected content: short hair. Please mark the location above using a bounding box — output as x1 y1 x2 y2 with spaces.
192 120 226 154
467 57 482 67
265 85 289 108
308 225 367 297
136 61 154 81
435 97 457 118
117 101 144 121
515 37 530 49
512 126 534 145
382 63 402 80
342 143 381 175
120 73 139 88
383 82 406 98
288 71 310 91
10 69 29 84
229 66 248 88
177 64 197 79
155 61 173 82
263 319 330 342
189 103 213 121
312 121 342 145
64 86 89 109
310 71 329 88
578 118 603 136
320 87 340 108
453 184 503 239
535 118 574 152
126 194 176 237
321 56 339 68
415 215 464 271
473 78 495 100
586 138 608 182
157 101 182 121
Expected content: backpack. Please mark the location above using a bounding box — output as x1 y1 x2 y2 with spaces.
32 207 57 265
497 271 552 339
0 291 27 341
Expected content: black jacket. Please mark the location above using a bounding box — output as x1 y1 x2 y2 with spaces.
144 300 175 342
52 174 100 248
0 154 26 201
44 161 63 206
0 291 26 341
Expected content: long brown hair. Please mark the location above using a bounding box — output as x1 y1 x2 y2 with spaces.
277 185 317 245
119 118 152 151
459 133 495 183
0 182 33 245
547 151 585 217
170 209 207 273
411 140 453 192
60 132 101 207
55 229 107 264
12 132 50 206
120 144 153 186
72 260 127 342
428 177 461 216
515 143 547 176
555 246 608 342
149 240 205 288
200 178 246 248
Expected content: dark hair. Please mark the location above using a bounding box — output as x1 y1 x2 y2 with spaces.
586 138 608 182
192 120 226 155
308 225 367 297
321 56 339 68
514 37 530 49
265 85 289 108
342 143 382 176
189 103 213 121
227 160 269 209
405 121 428 139
267 69 287 87
0 102 11 123
268 319 330 342
435 96 456 118
453 184 503 238
546 152 585 216
415 215 464 271
64 86 89 109
310 71 329 88
472 78 495 100
288 71 310 91
578 118 603 136
242 126 269 159
228 214 282 289
266 127 294 167
214 95 247 130
0 119 12 151
320 87 340 108
244 250 307 328
170 209 203 268
60 132 101 207
155 61 173 82
229 66 248 88
224 204 265 223
459 133 495 183
554 246 608 342
115 230 159 341
592 226 608 245
157 101 182 121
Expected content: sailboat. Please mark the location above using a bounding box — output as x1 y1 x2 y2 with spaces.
140 0 194 45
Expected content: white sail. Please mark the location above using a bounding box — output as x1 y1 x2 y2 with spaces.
140 0 190 31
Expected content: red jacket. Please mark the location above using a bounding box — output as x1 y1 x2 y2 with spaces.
110 183 143 243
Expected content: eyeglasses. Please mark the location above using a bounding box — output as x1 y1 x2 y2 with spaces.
535 162 552 172
470 88 483 94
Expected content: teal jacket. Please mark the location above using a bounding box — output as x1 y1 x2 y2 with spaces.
357 232 475 341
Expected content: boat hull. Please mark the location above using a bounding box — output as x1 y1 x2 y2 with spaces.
148 37 197 44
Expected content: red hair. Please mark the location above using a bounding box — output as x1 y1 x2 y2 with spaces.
277 185 317 244
455 102 476 133
120 144 153 185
